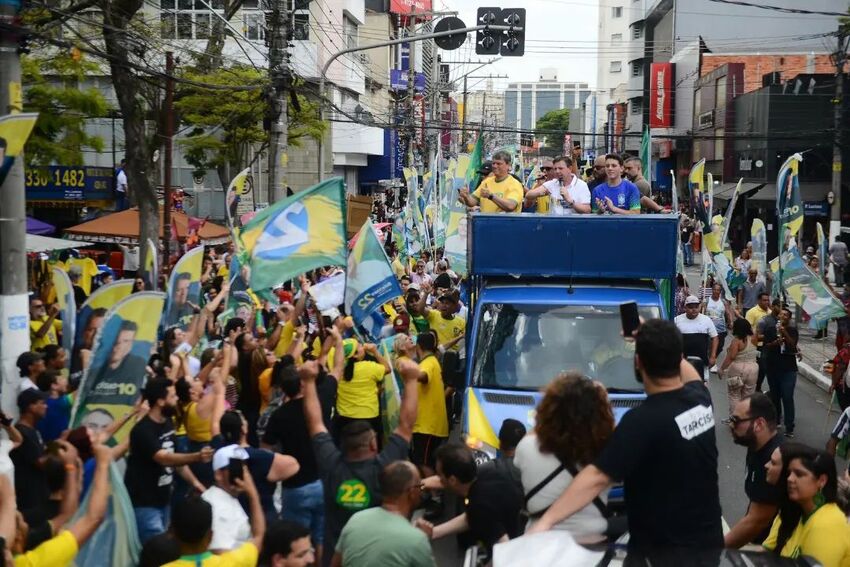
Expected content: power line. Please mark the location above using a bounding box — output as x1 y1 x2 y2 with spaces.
704 0 848 17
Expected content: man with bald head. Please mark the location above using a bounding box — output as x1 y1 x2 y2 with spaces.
587 155 607 191
332 461 435 566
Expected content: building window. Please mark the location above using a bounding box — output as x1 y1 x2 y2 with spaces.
632 25 642 39
610 61 622 73
611 33 622 43
293 13 310 40
694 87 701 119
161 0 223 40
612 6 623 17
243 12 265 40
630 102 642 114
715 128 725 159
715 76 727 109
632 62 641 77
344 15 358 50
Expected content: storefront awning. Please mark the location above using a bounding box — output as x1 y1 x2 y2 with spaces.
712 182 764 201
26 234 93 253
64 208 230 245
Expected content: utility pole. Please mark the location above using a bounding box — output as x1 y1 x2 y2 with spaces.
163 52 174 267
267 0 289 202
0 0 27 415
830 27 849 250
461 75 468 149
407 14 417 169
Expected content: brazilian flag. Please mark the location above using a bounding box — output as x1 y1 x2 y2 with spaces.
240 178 347 291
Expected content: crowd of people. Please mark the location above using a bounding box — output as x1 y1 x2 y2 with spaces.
11 147 850 567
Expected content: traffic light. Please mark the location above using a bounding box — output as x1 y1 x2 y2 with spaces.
475 8 526 57
475 8 500 56
499 8 525 56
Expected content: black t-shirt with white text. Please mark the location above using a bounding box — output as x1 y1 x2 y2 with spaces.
466 465 523 551
594 380 723 551
125 416 177 508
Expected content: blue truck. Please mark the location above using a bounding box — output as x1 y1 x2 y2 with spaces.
461 213 680 461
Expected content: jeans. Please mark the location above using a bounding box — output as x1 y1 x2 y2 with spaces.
281 479 325 544
768 370 797 431
115 191 128 211
682 242 693 266
135 506 170 545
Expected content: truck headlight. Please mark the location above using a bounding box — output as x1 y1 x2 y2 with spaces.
465 435 497 465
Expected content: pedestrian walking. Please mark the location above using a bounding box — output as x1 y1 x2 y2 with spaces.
704 282 733 372
675 295 719 376
719 318 760 416
829 239 848 286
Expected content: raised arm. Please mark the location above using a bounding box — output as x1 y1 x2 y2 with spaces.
0 475 16 544
33 304 60 338
364 343 391 374
50 441 82 533
300 361 326 436
67 442 112 547
394 359 421 442
330 327 345 379
237 467 266 550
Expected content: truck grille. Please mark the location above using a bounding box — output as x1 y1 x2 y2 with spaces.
482 392 536 406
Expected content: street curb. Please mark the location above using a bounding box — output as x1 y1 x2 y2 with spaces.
798 361 832 392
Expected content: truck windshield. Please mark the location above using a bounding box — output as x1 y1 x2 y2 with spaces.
471 303 662 391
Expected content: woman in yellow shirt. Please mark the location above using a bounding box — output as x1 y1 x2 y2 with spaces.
334 339 391 446
764 449 850 567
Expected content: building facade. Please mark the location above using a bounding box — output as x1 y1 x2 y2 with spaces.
503 69 590 145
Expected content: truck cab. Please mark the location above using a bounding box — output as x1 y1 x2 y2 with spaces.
461 214 679 460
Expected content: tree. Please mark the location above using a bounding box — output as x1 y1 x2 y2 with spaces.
535 108 571 151
21 51 110 167
176 68 326 189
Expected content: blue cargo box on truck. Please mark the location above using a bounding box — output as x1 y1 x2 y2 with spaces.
461 213 679 463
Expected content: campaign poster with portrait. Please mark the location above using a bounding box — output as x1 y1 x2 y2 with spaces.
162 246 203 330
71 291 166 443
75 279 135 349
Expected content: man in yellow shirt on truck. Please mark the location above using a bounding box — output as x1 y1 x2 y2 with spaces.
459 150 523 214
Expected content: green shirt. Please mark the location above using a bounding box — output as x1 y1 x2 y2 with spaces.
336 507 435 567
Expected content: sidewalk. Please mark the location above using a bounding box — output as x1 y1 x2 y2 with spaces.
796 323 837 392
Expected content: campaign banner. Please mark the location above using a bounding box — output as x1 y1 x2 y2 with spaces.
345 220 403 340
75 280 135 350
162 246 204 330
140 238 157 291
817 222 827 279
0 113 39 187
751 219 767 279
309 272 346 312
380 340 401 446
671 171 685 276
779 248 845 329
71 292 166 442
239 178 347 291
225 167 254 231
444 144 480 277
777 153 803 250
52 267 75 369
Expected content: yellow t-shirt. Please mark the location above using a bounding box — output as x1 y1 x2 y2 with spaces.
391 257 406 278
163 543 259 567
258 368 273 414
336 360 385 419
414 355 449 437
746 305 770 346
427 310 465 353
15 530 78 567
30 316 62 350
472 175 523 213
68 257 99 295
763 503 850 567
273 320 296 358
536 194 551 214
185 401 212 442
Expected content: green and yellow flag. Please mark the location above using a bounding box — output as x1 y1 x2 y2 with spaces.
240 178 347 291
777 153 803 250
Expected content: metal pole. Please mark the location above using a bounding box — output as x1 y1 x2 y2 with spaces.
461 75 468 149
318 24 514 179
163 52 174 267
830 28 848 251
0 0 28 416
268 0 289 201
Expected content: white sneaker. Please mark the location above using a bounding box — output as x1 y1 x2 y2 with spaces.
710 365 718 373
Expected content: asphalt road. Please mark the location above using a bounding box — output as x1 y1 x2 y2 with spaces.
429 265 849 566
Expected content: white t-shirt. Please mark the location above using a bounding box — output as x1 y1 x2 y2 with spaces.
543 176 591 216
201 485 251 551
120 245 140 271
116 169 128 194
704 297 727 334
674 313 718 337
514 434 608 538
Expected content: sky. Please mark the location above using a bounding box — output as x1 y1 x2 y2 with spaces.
437 0 599 91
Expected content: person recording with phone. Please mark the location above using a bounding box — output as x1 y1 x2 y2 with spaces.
200 444 255 552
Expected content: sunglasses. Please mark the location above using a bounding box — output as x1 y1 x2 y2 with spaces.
728 415 756 426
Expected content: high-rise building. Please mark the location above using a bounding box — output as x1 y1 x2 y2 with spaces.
502 70 590 143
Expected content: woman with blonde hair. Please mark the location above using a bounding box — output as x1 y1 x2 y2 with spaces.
514 372 615 542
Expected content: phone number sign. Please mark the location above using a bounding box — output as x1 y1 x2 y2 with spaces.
25 166 114 201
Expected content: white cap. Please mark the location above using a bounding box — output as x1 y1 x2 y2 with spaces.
320 307 341 320
684 295 701 305
212 444 249 471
